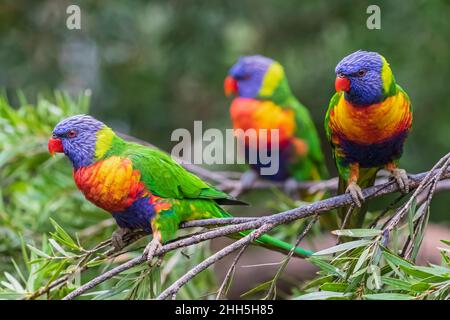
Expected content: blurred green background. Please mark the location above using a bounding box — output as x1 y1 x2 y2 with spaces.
1 0 449 219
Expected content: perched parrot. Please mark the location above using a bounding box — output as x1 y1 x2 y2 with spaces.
48 115 312 262
224 55 328 195
325 50 413 228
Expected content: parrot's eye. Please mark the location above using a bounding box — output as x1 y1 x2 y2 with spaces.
337 72 345 78
52 133 58 139
357 69 366 77
67 130 77 138
235 74 250 81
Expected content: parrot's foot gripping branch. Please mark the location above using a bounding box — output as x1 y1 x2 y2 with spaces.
389 168 410 194
345 181 364 208
143 237 163 267
111 227 131 251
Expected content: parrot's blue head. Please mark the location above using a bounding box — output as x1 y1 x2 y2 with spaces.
334 50 395 106
49 115 106 169
224 55 288 100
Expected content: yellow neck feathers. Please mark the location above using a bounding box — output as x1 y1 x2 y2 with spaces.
95 126 115 160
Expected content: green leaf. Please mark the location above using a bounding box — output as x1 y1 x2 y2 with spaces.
364 293 413 300
49 218 78 250
411 208 429 260
413 265 450 277
410 282 431 292
48 239 70 257
369 265 382 290
381 277 412 291
240 280 272 298
26 245 51 259
382 250 413 268
407 199 416 238
319 283 349 292
302 275 334 290
295 291 352 300
331 229 382 238
309 257 345 278
353 246 372 273
313 240 371 256
349 266 368 279
399 265 438 280
3 272 24 293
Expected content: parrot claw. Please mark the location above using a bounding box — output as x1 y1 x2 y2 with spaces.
143 238 163 267
111 227 131 251
284 177 300 199
345 182 364 208
391 168 410 194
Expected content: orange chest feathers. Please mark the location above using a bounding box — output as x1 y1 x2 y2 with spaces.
73 156 145 212
229 97 296 146
329 91 412 145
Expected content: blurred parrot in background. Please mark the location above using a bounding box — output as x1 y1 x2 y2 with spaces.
325 50 413 229
48 115 312 263
224 55 328 198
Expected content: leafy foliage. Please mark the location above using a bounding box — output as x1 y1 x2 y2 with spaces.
0 93 217 299
294 232 449 300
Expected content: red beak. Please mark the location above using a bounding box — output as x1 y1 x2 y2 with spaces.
335 76 351 92
48 138 64 156
224 76 238 97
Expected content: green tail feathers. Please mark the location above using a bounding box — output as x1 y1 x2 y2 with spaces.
253 232 313 257
218 210 312 258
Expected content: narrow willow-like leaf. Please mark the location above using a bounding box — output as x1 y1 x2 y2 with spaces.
4 272 24 293
313 240 371 256
399 265 443 281
410 282 431 292
309 257 345 278
364 293 413 300
331 229 382 238
48 239 70 257
381 277 412 291
319 282 349 292
295 291 351 300
26 245 51 259
240 280 272 298
382 250 413 268
302 275 334 290
407 200 417 239
353 246 372 274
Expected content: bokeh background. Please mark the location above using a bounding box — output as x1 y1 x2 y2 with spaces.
0 0 449 299
1 0 448 217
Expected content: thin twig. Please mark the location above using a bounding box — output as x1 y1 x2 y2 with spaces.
156 223 276 300
265 214 319 299
216 245 249 300
336 204 355 244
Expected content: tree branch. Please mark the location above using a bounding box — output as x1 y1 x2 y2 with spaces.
61 153 450 300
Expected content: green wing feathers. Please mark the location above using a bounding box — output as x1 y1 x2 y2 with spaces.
287 96 328 180
106 138 310 256
119 141 241 204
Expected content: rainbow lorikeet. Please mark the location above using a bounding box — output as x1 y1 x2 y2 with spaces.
325 50 413 228
48 115 312 262
224 55 328 196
